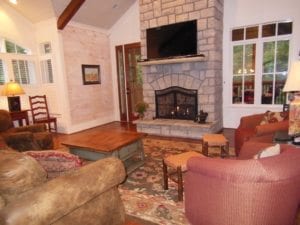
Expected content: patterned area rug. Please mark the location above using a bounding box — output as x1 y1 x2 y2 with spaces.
119 137 235 225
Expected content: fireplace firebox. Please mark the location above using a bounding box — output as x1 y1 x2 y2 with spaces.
155 86 197 120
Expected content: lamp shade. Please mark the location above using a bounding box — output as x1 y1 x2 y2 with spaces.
283 61 300 92
1 81 25 96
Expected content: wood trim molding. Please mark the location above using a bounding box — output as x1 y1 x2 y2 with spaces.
57 0 86 30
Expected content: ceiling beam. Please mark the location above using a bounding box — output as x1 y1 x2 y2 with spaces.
57 0 86 30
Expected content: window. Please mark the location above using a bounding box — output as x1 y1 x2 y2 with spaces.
231 21 292 105
0 38 36 85
39 42 54 84
40 59 53 83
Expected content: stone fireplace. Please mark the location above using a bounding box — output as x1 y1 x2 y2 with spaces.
135 0 224 139
155 86 197 120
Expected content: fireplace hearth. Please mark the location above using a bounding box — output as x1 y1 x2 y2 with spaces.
155 86 197 120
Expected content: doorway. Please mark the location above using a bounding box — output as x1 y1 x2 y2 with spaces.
116 42 143 122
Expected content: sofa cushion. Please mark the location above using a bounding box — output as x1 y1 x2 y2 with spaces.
0 149 47 203
253 144 280 159
260 111 288 125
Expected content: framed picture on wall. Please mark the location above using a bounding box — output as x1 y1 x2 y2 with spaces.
82 64 100 85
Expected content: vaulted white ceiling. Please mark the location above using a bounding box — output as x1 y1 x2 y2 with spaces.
4 0 136 29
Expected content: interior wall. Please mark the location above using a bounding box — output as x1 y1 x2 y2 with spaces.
0 2 69 131
61 24 115 133
223 0 300 128
109 1 141 121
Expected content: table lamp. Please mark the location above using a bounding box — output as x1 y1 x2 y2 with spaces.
1 80 25 112
283 61 300 144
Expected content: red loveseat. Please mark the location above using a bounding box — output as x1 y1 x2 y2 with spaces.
184 142 300 225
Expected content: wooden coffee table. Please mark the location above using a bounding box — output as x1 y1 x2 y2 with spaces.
61 131 146 174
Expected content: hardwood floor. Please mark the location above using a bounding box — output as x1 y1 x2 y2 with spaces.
55 121 235 148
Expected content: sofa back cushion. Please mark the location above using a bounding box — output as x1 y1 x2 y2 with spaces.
0 149 47 203
0 110 13 132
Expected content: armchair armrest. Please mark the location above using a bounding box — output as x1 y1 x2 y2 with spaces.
0 157 126 225
255 120 289 136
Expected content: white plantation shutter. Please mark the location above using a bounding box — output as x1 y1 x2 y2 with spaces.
12 59 30 84
0 59 5 84
41 59 53 83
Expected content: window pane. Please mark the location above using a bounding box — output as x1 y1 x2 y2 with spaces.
233 45 243 74
276 40 289 72
278 22 292 35
232 28 244 41
263 42 275 73
261 74 273 104
245 44 255 74
16 45 27 54
275 74 287 104
244 75 254 104
0 59 5 84
262 24 276 37
5 40 16 53
233 76 242 104
246 26 258 39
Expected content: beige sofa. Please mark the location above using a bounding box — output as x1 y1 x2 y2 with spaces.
0 149 126 225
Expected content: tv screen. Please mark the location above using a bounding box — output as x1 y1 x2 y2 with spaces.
146 20 197 60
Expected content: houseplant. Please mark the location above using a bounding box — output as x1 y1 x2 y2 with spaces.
135 101 149 119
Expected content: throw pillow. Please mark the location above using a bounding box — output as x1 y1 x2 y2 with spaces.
253 144 281 159
0 149 47 203
24 150 82 178
260 111 288 125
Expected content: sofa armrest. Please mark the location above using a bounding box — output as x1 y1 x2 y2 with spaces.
0 157 126 225
13 123 46 133
255 120 289 136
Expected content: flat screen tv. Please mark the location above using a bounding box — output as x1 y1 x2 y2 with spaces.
146 20 197 60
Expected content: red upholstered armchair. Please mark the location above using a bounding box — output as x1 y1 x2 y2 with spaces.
234 111 289 156
184 143 300 225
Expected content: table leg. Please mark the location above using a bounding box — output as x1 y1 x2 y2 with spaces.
163 159 168 190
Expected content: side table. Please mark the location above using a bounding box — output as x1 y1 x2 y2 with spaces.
10 110 29 126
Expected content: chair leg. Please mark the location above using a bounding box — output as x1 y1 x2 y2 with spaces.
163 159 168 190
177 166 183 201
203 141 209 157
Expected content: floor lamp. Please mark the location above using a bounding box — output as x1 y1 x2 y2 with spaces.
283 61 300 144
1 81 25 112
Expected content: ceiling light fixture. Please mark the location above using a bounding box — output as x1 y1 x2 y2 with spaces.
9 0 17 5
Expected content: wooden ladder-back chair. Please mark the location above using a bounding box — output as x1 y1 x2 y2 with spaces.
29 95 57 133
